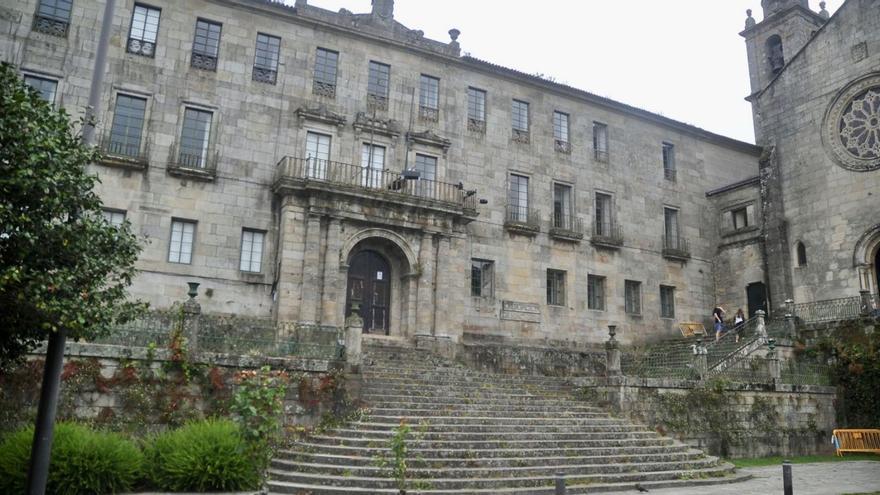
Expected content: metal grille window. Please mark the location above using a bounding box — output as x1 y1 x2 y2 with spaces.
587 274 606 310
108 94 147 158
102 210 126 227
239 229 265 273
253 33 280 84
305 132 331 179
34 0 72 36
367 61 390 109
467 87 486 132
419 74 439 121
593 122 608 162
168 220 195 264
662 142 676 181
313 48 338 97
23 75 58 103
660 285 675 318
512 99 529 132
547 269 566 306
553 111 570 152
471 259 494 298
128 4 160 57
361 143 386 188
178 108 213 168
508 174 529 222
594 192 613 236
625 280 641 315
191 19 221 71
553 183 572 230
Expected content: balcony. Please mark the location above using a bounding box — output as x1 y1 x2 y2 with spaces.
594 149 609 163
273 157 477 214
591 222 623 249
99 138 148 171
167 151 217 181
33 15 68 37
664 167 677 182
504 206 540 235
554 139 571 154
662 235 690 261
549 214 584 241
127 38 155 57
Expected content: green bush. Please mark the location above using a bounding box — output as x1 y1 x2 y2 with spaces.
0 422 143 495
145 419 261 491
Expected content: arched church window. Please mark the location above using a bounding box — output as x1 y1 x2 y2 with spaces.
796 241 807 267
766 35 785 75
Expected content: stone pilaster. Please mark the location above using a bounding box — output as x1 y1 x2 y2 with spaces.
275 202 307 323
299 213 323 323
321 217 344 326
416 232 436 336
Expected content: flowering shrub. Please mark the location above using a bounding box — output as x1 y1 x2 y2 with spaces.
230 366 290 471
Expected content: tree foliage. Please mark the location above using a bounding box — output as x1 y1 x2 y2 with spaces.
0 62 145 369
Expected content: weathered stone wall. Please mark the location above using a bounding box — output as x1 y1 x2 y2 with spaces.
457 333 606 377
572 375 836 458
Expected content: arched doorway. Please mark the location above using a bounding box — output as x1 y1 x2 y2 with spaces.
346 250 391 334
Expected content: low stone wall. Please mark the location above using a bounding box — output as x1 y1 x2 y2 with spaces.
457 334 605 376
571 375 837 458
0 342 345 434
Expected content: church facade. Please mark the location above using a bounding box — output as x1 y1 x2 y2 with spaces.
1 0 876 347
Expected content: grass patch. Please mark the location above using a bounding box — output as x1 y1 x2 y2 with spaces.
730 453 879 468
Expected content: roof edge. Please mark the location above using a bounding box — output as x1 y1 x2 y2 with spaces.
706 175 762 197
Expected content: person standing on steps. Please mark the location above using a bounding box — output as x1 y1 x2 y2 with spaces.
733 308 745 343
713 305 726 341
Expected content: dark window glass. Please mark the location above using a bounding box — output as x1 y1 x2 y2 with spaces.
508 174 529 222
253 33 280 84
660 285 675 318
512 99 529 132
23 75 58 103
662 142 676 181
128 4 160 57
178 108 212 168
37 0 72 22
191 19 221 70
108 94 147 157
547 269 566 306
625 280 642 315
587 275 605 310
367 61 390 98
471 259 494 298
313 48 338 97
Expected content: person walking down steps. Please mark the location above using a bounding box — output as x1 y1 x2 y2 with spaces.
713 305 726 341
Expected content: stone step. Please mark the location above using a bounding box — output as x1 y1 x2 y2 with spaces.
319 429 661 443
278 449 706 468
362 367 570 382
360 402 606 414
345 422 646 435
364 393 599 407
305 434 674 450
271 457 720 479
362 407 603 418
361 379 571 392
280 443 692 460
362 388 574 400
349 417 630 429
267 463 735 491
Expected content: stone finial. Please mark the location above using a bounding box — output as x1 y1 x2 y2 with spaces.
448 28 460 42
745 9 756 29
819 1 830 19
371 0 394 20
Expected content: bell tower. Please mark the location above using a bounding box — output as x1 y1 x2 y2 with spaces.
741 0 829 96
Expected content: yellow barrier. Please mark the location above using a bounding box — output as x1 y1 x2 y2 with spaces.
679 322 706 338
832 429 880 456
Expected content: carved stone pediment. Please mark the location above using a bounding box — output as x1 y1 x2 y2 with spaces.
295 105 347 130
407 130 452 156
353 112 402 139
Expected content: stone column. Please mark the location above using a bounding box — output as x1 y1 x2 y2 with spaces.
766 338 780 383
344 305 364 373
755 309 767 342
321 217 344 326
605 325 621 377
182 286 201 353
415 232 436 337
784 312 797 340
299 213 323 323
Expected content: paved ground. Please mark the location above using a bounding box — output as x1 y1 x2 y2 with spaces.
603 461 880 495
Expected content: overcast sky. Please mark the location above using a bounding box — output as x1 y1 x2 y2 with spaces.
305 0 842 144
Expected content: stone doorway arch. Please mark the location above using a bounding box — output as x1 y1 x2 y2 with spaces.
853 223 880 294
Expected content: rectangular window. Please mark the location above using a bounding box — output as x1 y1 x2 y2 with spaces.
553 183 573 230
511 99 529 132
191 19 221 71
361 143 386 188
470 259 494 298
305 131 331 179
732 207 748 229
34 0 72 36
553 111 570 152
662 142 676 181
594 192 613 236
467 87 486 132
178 108 213 168
253 33 280 84
367 61 390 109
102 209 126 227
547 269 566 306
313 48 338 97
419 74 439 121
23 75 58 103
108 94 147 158
593 122 608 162
625 280 642 315
660 285 675 318
168 220 195 264
587 274 606 311
239 229 265 273
508 173 529 222
413 153 437 197
664 207 680 249
127 4 160 57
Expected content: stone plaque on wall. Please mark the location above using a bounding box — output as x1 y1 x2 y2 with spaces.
500 300 541 323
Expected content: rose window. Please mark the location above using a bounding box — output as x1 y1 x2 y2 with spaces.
839 88 880 160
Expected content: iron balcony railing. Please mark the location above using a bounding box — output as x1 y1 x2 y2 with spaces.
554 139 571 154
99 135 148 168
127 38 155 57
592 222 623 246
275 156 476 210
664 167 677 182
662 234 690 259
550 214 584 239
504 205 541 230
594 149 609 163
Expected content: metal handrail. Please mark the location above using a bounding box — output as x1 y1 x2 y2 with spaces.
551 214 583 234
662 235 690 255
505 205 540 228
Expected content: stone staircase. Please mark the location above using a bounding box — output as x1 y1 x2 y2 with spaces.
267 338 745 494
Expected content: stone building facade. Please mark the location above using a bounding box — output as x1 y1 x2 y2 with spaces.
2 0 873 347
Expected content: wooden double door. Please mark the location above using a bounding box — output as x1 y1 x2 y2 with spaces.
345 250 390 334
